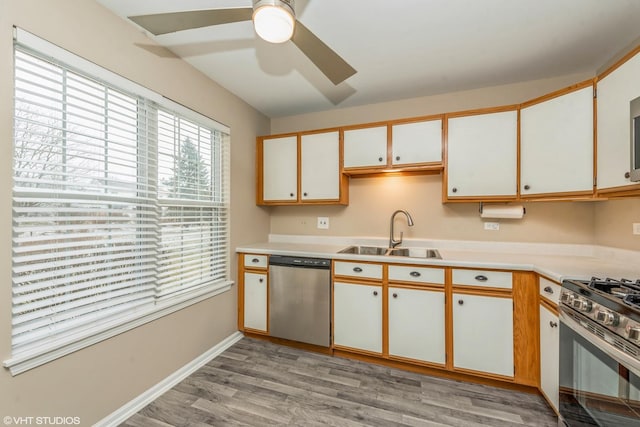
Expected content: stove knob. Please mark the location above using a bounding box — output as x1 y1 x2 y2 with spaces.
628 327 640 343
572 297 593 313
595 309 619 326
561 292 575 305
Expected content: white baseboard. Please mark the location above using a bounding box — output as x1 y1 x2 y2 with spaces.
94 331 244 427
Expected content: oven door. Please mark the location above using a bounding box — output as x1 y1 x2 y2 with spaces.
559 307 640 426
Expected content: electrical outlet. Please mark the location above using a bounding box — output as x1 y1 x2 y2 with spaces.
317 217 329 229
633 223 640 235
484 222 500 231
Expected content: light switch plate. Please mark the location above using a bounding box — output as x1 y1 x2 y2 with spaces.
484 222 500 231
317 217 329 229
633 223 640 235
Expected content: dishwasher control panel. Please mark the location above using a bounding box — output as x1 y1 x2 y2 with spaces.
269 255 331 269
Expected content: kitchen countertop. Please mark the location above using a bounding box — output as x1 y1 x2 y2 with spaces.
236 235 640 283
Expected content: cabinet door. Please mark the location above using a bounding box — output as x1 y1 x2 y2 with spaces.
388 287 445 364
453 293 514 377
391 119 442 166
343 126 388 169
262 136 298 201
446 110 518 198
520 85 594 196
244 272 267 332
333 282 382 353
301 131 340 200
597 51 640 190
540 305 559 412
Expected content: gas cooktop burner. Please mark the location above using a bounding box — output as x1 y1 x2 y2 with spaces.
586 277 640 306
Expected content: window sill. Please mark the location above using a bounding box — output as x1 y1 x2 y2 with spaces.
3 281 234 376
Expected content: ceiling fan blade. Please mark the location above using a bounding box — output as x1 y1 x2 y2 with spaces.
129 8 253 36
291 21 357 85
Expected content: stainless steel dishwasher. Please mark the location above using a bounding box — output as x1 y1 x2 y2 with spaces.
268 255 331 347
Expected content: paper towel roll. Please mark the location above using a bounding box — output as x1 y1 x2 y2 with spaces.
480 204 525 219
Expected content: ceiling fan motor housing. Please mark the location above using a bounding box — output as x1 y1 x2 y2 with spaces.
253 0 295 17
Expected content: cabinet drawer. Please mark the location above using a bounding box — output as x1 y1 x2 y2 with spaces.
452 269 512 289
334 261 383 280
243 254 268 269
388 265 445 285
539 276 561 304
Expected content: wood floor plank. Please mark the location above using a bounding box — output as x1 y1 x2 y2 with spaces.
120 337 557 426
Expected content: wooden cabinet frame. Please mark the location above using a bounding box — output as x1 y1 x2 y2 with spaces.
256 129 349 206
443 105 520 203
331 262 539 388
237 253 270 335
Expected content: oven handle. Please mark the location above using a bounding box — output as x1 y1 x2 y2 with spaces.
560 307 640 377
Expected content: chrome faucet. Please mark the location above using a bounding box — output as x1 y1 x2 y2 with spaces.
389 209 414 248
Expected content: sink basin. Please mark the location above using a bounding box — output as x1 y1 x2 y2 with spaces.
386 248 442 259
338 245 389 256
338 245 442 259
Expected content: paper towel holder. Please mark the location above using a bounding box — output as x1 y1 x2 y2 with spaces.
479 202 526 215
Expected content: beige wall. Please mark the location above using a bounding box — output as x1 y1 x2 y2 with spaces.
0 0 270 424
594 199 640 251
270 174 596 245
271 73 592 133
270 74 604 246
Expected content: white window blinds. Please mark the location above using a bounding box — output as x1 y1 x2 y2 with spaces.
11 31 230 362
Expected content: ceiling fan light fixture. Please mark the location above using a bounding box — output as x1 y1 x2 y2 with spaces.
252 0 295 44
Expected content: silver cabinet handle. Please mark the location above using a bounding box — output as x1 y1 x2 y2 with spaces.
544 286 553 294
475 275 488 282
549 321 558 328
353 267 363 273
409 271 421 277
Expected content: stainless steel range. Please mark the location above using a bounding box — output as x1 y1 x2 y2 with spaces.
559 277 640 426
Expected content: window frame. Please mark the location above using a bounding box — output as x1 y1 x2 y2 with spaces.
4 28 232 376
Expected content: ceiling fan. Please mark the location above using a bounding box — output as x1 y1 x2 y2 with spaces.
128 0 357 85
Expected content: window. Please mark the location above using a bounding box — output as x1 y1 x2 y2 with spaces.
8 29 231 374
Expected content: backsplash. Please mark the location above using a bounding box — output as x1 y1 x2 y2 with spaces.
269 174 597 245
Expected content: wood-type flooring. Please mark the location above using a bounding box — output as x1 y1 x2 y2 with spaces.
121 337 558 427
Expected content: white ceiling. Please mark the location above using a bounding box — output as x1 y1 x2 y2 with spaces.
97 0 640 118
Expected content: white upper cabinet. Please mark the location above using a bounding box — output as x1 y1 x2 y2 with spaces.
446 109 518 198
259 131 346 205
343 126 388 169
597 50 640 191
262 136 298 202
520 84 594 196
391 119 442 166
300 131 340 201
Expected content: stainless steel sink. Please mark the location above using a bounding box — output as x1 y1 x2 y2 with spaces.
338 245 389 255
387 248 442 259
338 245 441 259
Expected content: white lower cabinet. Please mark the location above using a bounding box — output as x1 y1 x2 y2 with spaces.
452 293 514 377
540 304 560 412
388 287 445 364
333 282 382 353
244 272 268 332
